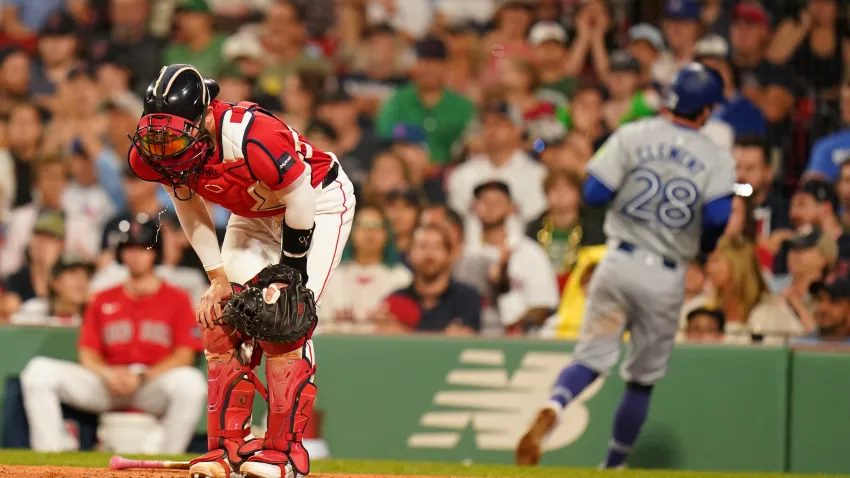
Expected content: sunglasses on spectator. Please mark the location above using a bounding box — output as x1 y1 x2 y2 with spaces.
355 219 385 230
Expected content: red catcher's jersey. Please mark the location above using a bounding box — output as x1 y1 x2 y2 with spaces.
128 100 335 218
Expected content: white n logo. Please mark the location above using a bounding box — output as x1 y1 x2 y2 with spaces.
408 349 604 451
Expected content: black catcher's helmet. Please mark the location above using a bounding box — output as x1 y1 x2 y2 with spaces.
129 64 221 197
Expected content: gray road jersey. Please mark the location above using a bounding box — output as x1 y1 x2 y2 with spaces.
587 117 735 263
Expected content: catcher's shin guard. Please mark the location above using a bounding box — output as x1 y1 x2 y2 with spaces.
241 351 316 478
190 347 258 477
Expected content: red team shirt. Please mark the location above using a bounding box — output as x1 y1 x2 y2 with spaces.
78 283 202 366
128 100 335 218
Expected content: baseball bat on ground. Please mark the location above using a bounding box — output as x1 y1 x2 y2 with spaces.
109 455 191 470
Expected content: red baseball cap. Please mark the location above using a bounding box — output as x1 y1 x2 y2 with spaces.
733 3 770 26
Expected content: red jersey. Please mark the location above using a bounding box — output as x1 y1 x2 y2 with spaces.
78 282 202 366
128 100 336 218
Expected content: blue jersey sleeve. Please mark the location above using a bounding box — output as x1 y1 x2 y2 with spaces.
807 139 838 181
583 173 616 207
701 195 733 253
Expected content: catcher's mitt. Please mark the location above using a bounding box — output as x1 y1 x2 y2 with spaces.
219 264 317 343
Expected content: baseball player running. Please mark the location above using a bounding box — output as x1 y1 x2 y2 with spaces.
516 63 734 468
127 64 355 478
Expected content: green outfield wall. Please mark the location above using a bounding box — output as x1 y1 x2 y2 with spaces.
0 327 845 474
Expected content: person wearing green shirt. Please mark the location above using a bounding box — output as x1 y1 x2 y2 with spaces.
529 21 577 107
164 0 226 78
376 36 475 166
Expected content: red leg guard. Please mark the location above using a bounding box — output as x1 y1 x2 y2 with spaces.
258 351 316 476
196 326 258 469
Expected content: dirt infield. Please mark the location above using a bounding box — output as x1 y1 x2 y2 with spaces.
0 465 436 478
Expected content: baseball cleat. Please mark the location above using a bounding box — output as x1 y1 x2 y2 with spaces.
240 461 303 478
515 407 558 466
188 449 233 478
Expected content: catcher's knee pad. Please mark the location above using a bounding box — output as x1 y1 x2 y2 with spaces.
203 325 242 353
205 349 258 460
262 351 316 476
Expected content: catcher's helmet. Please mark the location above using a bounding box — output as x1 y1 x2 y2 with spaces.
129 64 221 194
115 215 162 264
664 62 724 117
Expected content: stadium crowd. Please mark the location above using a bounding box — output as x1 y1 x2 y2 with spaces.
1 0 850 346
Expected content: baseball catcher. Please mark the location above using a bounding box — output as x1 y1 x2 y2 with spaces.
127 64 356 478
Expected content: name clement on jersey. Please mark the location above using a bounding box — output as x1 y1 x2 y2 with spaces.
633 143 706 175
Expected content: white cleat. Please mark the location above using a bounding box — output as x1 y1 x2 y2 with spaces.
188 461 231 478
240 461 303 478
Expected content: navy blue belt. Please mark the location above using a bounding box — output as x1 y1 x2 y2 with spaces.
616 242 677 270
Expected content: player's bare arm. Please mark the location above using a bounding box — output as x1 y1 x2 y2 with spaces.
163 185 230 328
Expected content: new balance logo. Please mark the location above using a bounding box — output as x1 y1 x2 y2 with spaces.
408 349 604 452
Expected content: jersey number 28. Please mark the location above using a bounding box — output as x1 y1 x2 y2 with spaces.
623 169 699 228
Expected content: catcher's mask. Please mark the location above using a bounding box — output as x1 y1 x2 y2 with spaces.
128 64 220 200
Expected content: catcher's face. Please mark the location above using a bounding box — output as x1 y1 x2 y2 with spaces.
129 112 215 190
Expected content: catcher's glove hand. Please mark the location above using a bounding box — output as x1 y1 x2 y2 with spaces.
218 264 317 342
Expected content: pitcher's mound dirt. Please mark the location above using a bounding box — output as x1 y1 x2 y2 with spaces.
0 465 443 478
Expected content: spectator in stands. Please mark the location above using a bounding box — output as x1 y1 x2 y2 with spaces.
434 0 495 31
482 0 535 75
706 236 804 343
805 81 850 182
467 181 559 335
733 136 792 252
793 277 850 345
217 63 253 104
443 22 484 104
566 1 614 82
684 307 725 342
320 206 411 333
339 23 409 117
165 0 226 77
563 84 609 151
366 0 433 41
685 255 708 302
257 0 331 97
837 161 850 228
419 204 492 295
361 151 414 208
64 138 118 261
769 228 837 333
529 22 575 106
781 181 850 277
377 36 476 166
3 210 65 305
388 124 445 204
95 47 142 112
11 256 93 326
19 218 205 453
280 68 327 134
539 139 587 172
6 102 46 209
695 35 767 144
317 87 382 189
90 0 164 97
627 23 675 88
0 47 31 116
1 157 74 278
729 3 794 131
448 101 546 223
602 50 657 129
499 58 565 146
384 188 423 265
661 0 701 68
0 0 67 44
30 11 81 104
526 169 584 289
768 0 848 101
378 224 481 334
44 67 108 157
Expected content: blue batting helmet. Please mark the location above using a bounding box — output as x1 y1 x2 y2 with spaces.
664 62 724 116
